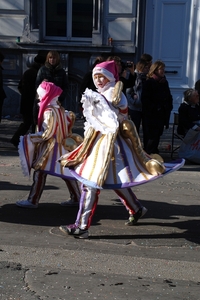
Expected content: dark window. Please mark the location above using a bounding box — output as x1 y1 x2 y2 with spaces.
45 0 93 39
72 0 93 37
31 0 40 30
46 0 67 36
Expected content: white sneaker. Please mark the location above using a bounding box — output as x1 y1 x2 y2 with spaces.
60 199 79 207
16 199 38 209
59 225 89 239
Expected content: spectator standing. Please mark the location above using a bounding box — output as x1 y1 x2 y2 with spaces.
141 60 173 154
10 54 45 147
140 53 153 69
117 53 152 95
126 59 149 134
0 51 6 123
34 50 68 126
35 50 68 103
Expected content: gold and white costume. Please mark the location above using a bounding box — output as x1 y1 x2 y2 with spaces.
60 85 184 189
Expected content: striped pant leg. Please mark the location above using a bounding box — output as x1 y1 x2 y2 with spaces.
28 171 47 205
114 188 142 215
74 185 100 230
63 179 81 203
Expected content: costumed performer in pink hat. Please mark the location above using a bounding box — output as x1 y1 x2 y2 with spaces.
16 81 83 208
59 61 185 238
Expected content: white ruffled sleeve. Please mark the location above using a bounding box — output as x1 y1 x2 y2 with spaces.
81 88 119 134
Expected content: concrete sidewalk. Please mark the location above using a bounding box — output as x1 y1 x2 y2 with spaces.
0 118 200 300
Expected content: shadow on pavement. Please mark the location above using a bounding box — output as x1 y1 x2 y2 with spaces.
0 181 59 191
0 199 200 245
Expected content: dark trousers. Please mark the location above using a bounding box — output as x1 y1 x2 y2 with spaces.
11 113 35 146
143 118 165 154
128 109 148 149
128 109 142 134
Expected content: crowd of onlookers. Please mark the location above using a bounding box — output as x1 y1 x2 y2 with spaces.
1 49 200 157
79 53 173 155
79 52 200 156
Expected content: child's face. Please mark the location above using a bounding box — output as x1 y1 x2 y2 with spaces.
94 74 110 88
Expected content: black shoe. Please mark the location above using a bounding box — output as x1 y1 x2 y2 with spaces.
125 207 148 226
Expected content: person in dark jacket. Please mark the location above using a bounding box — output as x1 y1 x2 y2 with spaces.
126 59 149 134
10 54 45 147
118 53 153 95
177 88 200 136
34 50 68 124
35 50 68 104
140 53 153 70
0 51 6 123
141 60 173 154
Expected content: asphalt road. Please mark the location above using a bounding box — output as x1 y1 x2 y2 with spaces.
0 118 200 300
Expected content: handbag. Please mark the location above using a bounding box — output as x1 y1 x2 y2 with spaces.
178 129 200 163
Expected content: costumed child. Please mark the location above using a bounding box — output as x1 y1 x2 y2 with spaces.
59 61 184 238
16 81 83 208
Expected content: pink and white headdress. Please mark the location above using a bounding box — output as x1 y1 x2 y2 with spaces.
37 81 62 130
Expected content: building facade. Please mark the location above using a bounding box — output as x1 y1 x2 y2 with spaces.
0 0 199 120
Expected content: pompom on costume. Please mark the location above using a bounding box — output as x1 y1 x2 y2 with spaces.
58 61 185 238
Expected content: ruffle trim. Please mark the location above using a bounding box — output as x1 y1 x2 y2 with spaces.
81 88 119 134
69 159 185 189
18 135 35 177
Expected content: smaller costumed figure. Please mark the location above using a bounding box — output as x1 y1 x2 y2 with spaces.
16 81 83 208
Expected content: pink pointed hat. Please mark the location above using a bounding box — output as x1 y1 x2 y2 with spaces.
37 81 62 130
92 60 119 83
